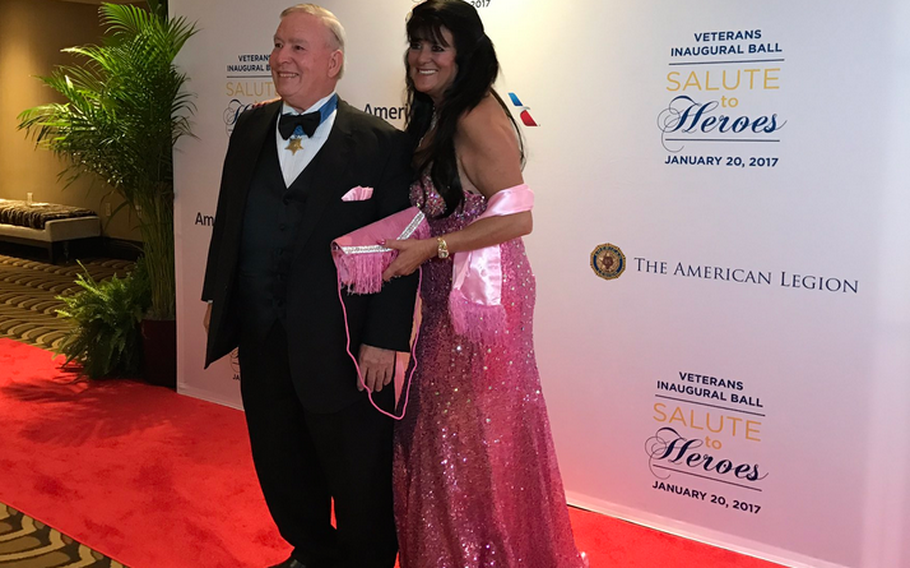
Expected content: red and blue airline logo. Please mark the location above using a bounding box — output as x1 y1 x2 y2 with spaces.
508 92 539 127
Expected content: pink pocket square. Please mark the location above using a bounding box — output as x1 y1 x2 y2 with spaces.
341 185 374 201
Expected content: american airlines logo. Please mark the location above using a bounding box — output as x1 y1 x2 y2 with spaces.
508 92 538 127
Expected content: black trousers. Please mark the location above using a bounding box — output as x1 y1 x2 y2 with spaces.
238 323 397 568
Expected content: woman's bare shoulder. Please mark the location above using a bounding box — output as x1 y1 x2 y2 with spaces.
455 94 523 195
458 95 515 144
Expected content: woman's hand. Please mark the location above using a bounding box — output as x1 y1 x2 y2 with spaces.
382 238 437 281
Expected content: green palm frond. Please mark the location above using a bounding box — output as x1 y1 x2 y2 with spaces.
18 1 197 320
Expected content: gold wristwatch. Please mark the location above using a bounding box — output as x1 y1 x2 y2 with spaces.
436 236 450 259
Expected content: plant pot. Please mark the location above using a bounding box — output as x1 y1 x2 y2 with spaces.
141 318 176 389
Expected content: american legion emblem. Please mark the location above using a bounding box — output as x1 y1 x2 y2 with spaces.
590 243 626 280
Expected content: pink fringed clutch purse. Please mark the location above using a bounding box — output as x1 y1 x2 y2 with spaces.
331 206 429 420
332 206 429 294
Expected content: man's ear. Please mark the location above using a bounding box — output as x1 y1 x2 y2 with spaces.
328 50 344 79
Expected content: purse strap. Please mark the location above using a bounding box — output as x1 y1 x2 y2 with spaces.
336 268 422 420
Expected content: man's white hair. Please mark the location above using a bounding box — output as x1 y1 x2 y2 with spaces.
280 4 346 77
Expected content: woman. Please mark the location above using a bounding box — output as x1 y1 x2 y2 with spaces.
383 1 587 566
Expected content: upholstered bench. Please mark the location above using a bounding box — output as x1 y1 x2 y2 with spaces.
0 198 101 262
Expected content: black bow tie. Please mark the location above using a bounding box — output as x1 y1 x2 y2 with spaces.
279 111 321 139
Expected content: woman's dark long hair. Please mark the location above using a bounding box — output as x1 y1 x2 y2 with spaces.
405 0 524 217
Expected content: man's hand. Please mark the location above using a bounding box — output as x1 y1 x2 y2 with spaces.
203 303 212 334
357 344 396 392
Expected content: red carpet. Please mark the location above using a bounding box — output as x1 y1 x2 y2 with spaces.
0 338 783 567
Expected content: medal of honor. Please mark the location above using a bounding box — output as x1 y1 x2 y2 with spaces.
285 137 303 155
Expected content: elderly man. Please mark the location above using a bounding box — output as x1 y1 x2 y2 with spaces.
202 5 415 567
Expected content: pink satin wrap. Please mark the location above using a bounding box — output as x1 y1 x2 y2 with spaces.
449 184 534 342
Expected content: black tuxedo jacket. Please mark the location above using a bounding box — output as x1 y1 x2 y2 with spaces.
202 99 417 412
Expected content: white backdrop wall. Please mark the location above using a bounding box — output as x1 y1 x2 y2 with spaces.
171 1 910 567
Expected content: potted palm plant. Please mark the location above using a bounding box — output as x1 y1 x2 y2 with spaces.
18 0 196 387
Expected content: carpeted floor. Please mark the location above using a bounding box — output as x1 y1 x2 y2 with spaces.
0 254 134 351
0 253 132 567
0 503 126 568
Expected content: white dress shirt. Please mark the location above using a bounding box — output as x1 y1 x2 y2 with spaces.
276 92 338 187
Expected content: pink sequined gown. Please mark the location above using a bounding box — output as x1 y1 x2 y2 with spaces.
393 177 586 568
